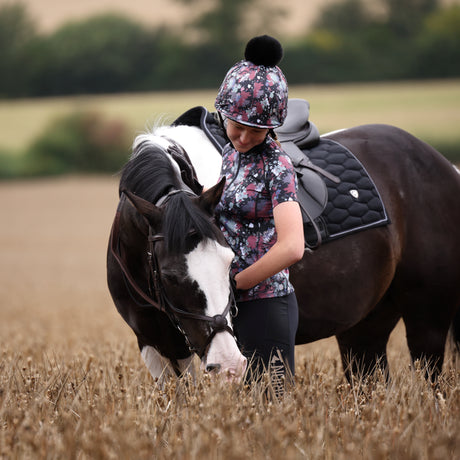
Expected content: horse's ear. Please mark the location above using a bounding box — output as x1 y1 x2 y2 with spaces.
198 177 226 215
123 189 162 226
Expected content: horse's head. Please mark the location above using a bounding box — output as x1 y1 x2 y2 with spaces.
114 137 246 380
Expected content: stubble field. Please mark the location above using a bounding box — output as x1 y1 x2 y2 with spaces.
0 175 459 459
1 79 460 458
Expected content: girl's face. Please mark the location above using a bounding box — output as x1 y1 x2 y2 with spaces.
225 119 268 153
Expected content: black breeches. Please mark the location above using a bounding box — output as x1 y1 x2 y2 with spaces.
233 292 299 386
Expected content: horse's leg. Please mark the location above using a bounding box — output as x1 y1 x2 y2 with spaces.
140 344 195 384
401 294 453 381
452 307 460 353
335 298 401 383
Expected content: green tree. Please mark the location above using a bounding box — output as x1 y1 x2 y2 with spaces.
314 0 372 33
170 0 287 89
175 0 285 63
384 0 439 37
315 0 439 37
24 112 130 175
413 5 460 77
0 3 38 96
34 14 164 95
307 0 445 82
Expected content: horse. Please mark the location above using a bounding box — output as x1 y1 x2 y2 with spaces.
106 137 247 383
107 112 460 384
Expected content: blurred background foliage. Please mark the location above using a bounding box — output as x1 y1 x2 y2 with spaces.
0 0 459 177
1 0 459 97
0 111 131 178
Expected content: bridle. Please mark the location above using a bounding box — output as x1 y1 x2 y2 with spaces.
109 190 237 359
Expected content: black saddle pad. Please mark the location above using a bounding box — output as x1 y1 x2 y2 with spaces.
172 107 390 246
304 138 390 245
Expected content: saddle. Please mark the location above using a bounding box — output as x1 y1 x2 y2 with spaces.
276 99 389 247
173 102 389 249
275 99 340 247
173 102 332 247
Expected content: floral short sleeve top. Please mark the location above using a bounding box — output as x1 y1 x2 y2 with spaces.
215 136 298 301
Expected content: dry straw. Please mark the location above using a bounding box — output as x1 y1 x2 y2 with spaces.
1 339 458 459
0 177 459 459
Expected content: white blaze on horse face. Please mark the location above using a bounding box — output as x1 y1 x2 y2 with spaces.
186 240 247 378
186 240 233 320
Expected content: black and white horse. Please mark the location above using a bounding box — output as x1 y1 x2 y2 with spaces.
108 115 460 383
107 133 246 382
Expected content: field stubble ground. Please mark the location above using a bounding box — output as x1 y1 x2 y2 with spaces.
0 174 459 458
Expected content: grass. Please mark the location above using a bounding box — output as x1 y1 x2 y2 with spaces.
1 340 459 459
1 79 459 159
0 176 459 459
0 80 459 457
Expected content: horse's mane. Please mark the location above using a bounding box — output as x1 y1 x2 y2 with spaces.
120 137 218 254
120 139 177 203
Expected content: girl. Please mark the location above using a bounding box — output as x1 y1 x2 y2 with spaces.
214 35 305 394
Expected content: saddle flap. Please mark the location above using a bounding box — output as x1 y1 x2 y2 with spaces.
296 167 328 221
281 140 328 222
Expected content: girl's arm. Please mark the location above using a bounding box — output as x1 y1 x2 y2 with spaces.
234 200 304 290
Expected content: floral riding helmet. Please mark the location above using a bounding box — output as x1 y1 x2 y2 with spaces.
215 35 288 129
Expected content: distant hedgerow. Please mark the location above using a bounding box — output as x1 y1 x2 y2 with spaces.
23 111 131 176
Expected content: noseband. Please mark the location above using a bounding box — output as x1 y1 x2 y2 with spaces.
109 191 237 358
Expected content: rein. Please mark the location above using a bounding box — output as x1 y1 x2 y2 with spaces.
109 191 237 358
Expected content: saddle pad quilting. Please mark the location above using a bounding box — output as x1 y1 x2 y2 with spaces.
305 138 389 242
172 106 390 245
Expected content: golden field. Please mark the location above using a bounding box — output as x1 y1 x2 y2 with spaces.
1 79 460 458
0 175 459 459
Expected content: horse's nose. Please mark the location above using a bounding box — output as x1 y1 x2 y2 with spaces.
205 363 221 373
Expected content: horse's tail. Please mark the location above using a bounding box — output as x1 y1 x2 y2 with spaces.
451 307 460 354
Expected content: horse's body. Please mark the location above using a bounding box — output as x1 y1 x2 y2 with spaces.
108 120 460 382
291 125 460 379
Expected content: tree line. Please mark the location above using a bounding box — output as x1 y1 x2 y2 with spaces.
1 0 459 98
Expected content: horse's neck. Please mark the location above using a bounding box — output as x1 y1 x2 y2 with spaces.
155 125 223 189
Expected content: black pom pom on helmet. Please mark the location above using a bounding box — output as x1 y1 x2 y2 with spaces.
244 35 283 67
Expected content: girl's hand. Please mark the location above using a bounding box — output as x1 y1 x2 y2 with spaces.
234 201 304 290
